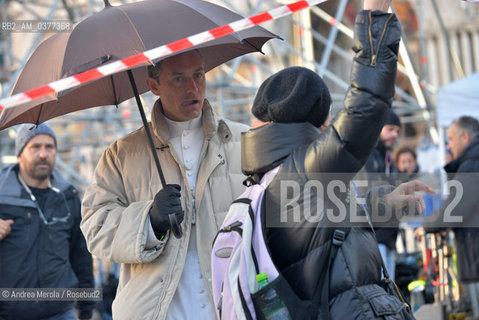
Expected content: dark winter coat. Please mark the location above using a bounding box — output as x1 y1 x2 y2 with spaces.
0 164 95 320
425 137 479 283
364 140 396 177
241 10 406 319
361 137 399 250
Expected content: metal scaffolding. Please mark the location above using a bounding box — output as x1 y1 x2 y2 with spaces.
0 0 466 193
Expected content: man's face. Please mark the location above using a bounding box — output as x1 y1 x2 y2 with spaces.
17 134 56 182
147 51 206 122
397 152 416 174
380 124 400 148
447 123 469 159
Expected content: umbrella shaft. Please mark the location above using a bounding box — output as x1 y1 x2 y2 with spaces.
127 70 167 186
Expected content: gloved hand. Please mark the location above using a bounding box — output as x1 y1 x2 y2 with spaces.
150 184 184 239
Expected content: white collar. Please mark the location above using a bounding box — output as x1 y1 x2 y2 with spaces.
164 114 202 138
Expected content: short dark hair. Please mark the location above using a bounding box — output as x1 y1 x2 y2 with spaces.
147 61 163 80
394 145 416 165
147 49 204 81
452 116 479 140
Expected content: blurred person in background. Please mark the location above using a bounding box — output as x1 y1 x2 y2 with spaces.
445 148 454 165
419 116 479 318
393 144 439 195
364 110 401 177
394 145 418 175
0 123 95 320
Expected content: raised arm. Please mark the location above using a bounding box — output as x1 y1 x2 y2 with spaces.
364 0 392 12
305 0 400 174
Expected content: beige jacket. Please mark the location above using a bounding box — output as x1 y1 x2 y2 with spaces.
81 100 248 319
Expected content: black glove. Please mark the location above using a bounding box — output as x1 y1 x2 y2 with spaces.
150 184 184 239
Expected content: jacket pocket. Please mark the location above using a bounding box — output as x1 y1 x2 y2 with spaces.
357 284 405 319
251 273 315 320
0 207 32 248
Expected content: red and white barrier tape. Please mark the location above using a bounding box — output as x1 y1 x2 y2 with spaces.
0 0 327 111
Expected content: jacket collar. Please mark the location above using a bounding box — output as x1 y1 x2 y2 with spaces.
241 122 320 175
375 138 389 157
151 98 219 145
0 164 71 199
445 137 479 173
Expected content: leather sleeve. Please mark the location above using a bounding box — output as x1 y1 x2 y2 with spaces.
305 11 401 174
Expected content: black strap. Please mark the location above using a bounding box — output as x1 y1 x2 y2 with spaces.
312 228 350 319
362 205 391 280
242 174 264 186
362 206 412 310
238 278 254 320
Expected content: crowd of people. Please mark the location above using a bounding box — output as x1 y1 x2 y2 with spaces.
0 0 478 319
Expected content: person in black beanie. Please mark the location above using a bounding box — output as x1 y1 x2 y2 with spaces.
365 110 401 176
251 66 332 129
238 0 429 317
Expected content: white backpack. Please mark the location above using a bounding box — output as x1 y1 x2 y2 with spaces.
211 168 284 319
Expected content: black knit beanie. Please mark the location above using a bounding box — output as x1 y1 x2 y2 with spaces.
387 110 401 127
252 67 332 127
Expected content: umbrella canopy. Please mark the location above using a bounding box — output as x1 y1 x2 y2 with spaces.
0 0 278 238
0 0 278 129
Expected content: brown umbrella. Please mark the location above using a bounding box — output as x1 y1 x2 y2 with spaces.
1 0 278 237
2 0 278 128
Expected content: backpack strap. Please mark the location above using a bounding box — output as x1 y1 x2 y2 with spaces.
361 203 413 311
243 175 260 186
222 166 280 319
259 167 279 187
312 227 350 319
243 166 280 186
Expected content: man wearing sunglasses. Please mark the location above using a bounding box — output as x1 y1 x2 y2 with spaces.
0 123 95 320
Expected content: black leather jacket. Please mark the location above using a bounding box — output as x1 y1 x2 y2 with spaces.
242 10 404 319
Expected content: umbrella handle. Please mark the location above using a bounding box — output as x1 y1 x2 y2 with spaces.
168 213 182 239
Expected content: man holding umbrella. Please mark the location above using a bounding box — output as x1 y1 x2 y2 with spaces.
0 1 275 318
81 49 249 319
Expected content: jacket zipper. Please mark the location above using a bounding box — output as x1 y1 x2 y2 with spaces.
26 211 31 242
221 220 243 232
368 12 394 66
152 237 185 320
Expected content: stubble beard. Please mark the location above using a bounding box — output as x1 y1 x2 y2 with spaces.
29 160 54 182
